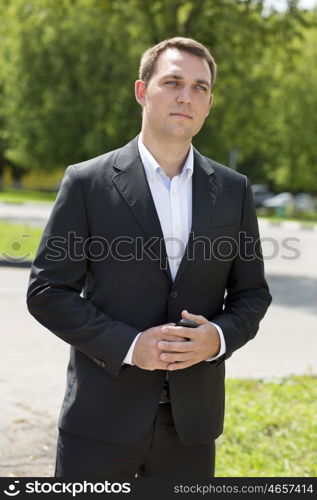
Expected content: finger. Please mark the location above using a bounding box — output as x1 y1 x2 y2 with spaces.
161 325 194 338
155 357 170 369
182 309 208 325
160 322 176 329
161 334 187 342
157 340 192 352
160 325 183 336
163 326 199 342
160 351 194 363
157 362 170 370
141 360 169 371
167 359 196 371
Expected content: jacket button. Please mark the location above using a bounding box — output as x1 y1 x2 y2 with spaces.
170 290 178 298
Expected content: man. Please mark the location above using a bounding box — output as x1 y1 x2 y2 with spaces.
27 37 271 478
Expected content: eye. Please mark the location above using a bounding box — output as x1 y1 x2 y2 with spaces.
195 85 208 92
165 81 178 86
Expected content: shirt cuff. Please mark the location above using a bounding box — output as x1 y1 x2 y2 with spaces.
205 322 226 361
122 332 142 365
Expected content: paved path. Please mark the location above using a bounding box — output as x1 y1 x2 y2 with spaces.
226 219 317 379
0 201 53 227
1 216 316 476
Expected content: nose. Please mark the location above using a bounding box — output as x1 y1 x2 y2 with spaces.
176 86 191 105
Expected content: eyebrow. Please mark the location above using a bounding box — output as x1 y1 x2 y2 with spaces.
162 74 211 88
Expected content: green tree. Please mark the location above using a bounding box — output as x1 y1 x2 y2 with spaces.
1 0 142 173
1 0 316 193
268 10 317 192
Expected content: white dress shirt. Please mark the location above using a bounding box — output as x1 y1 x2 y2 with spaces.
123 137 226 364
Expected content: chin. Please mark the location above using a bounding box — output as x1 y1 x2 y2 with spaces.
166 126 193 138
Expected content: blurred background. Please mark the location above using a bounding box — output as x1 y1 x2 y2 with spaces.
0 0 316 479
1 0 317 207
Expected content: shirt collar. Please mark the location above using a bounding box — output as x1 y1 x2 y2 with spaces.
138 135 194 181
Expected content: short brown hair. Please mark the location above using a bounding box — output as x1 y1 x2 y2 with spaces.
138 37 217 87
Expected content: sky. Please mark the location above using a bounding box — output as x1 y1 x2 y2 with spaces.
266 0 317 10
298 0 317 7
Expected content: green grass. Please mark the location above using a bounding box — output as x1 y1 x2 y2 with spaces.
0 221 43 262
0 188 57 204
216 375 317 477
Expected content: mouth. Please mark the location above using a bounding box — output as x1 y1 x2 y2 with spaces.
169 113 193 119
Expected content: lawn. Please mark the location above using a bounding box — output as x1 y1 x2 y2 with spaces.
0 221 43 262
0 188 57 204
216 375 317 477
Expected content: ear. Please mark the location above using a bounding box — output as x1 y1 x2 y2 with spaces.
135 80 146 107
206 93 214 117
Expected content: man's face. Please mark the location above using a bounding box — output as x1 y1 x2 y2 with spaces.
135 48 213 142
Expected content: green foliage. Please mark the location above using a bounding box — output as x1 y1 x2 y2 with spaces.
1 0 317 192
0 188 57 203
1 0 142 170
217 376 317 476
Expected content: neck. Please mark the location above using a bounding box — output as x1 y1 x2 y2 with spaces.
140 130 191 179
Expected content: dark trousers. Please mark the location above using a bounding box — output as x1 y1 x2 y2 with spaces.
55 403 215 478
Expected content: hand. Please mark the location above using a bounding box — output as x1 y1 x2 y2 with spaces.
132 323 187 371
157 310 221 371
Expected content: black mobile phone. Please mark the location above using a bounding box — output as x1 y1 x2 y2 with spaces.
175 318 198 328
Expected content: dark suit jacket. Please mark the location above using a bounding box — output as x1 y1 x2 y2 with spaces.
27 136 271 446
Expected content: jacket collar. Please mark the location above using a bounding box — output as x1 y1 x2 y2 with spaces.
112 136 217 286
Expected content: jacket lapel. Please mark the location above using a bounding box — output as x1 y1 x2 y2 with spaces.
111 137 172 283
173 148 217 288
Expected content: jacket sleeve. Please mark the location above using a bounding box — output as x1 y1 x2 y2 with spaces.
211 177 272 360
26 165 139 378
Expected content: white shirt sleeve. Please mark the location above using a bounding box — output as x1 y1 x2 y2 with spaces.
205 322 226 361
123 332 142 365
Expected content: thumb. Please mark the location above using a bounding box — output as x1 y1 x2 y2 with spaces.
181 310 208 325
